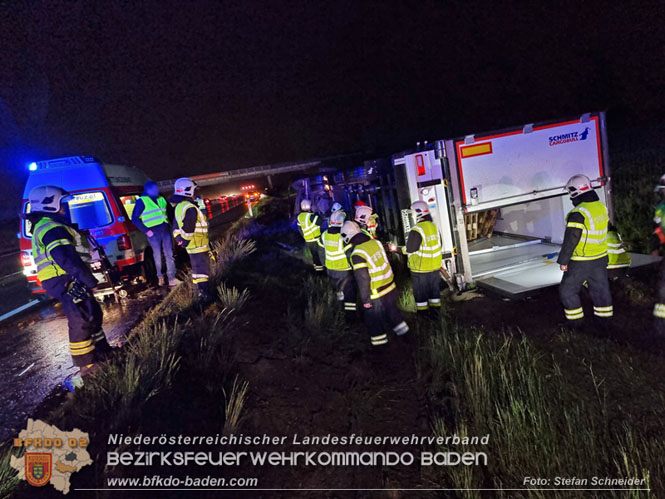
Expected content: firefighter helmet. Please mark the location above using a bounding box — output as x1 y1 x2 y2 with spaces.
354 205 373 225
341 221 362 244
353 200 367 208
174 177 197 197
655 174 665 193
331 202 343 213
28 185 72 214
300 199 312 212
411 200 430 221
330 210 346 227
565 174 593 198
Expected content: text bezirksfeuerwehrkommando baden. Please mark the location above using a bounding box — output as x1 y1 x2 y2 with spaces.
108 433 490 447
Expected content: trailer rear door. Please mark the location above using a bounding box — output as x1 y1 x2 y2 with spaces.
454 113 606 213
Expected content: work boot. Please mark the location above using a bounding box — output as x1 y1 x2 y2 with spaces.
169 277 183 287
159 276 168 286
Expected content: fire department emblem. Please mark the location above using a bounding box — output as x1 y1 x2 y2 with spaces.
25 453 52 487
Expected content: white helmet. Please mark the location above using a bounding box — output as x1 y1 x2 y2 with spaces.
331 202 343 213
655 174 665 193
300 199 312 212
174 177 197 197
411 200 430 222
28 185 71 214
354 205 373 225
565 174 592 198
329 210 346 227
341 221 362 244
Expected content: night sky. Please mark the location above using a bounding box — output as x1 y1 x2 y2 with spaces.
1 0 664 212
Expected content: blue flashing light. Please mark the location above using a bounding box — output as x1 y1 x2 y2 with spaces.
28 162 38 171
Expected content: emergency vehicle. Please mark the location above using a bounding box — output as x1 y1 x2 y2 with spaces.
20 156 152 297
338 112 659 298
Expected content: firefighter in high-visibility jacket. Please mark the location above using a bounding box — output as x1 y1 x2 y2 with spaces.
171 177 211 299
651 174 665 331
557 174 613 327
606 225 631 272
393 201 442 317
26 185 112 381
318 210 357 314
354 205 378 238
342 221 409 347
297 199 324 272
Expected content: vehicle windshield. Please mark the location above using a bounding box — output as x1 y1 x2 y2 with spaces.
68 192 113 230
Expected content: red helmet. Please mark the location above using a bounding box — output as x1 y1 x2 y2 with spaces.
353 200 367 207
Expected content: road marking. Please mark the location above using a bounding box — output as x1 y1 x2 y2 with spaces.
0 299 42 323
18 362 35 377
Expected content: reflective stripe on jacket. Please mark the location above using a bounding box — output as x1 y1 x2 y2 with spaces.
607 229 631 269
174 201 209 254
32 218 89 282
297 212 321 241
139 196 168 228
567 201 609 261
405 221 442 272
319 230 351 271
351 239 395 299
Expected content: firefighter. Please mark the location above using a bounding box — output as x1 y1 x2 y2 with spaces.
131 180 179 287
297 199 324 273
393 201 442 317
342 221 409 347
354 205 378 238
171 178 211 300
557 174 613 328
606 224 631 273
26 185 112 385
318 210 357 314
651 174 665 331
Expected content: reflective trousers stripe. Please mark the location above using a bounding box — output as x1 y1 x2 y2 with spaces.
564 307 584 320
371 334 388 346
393 321 409 336
429 298 441 307
416 301 429 310
654 303 665 319
344 302 357 311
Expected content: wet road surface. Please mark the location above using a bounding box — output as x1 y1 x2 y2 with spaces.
0 288 164 441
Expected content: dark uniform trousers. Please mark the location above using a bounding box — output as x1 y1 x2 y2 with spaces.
306 240 325 272
327 269 357 312
653 259 665 334
559 256 613 325
189 252 210 294
43 275 111 367
365 288 409 346
411 271 442 312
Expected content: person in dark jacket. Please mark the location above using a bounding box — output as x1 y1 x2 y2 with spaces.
27 185 112 388
557 174 612 329
131 181 179 287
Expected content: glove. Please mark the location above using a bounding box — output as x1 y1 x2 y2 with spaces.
66 280 89 304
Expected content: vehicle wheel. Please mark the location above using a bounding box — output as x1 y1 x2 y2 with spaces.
117 289 129 299
141 248 158 283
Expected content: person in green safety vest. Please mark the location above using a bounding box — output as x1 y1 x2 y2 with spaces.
26 185 113 389
171 177 211 301
392 200 443 318
131 181 180 287
650 174 665 333
557 174 613 330
606 224 631 272
318 210 357 315
342 221 409 348
297 199 324 273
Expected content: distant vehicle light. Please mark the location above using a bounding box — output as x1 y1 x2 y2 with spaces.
28 162 38 171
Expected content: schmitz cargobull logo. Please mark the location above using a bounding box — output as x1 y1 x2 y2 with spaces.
25 452 52 487
549 126 590 146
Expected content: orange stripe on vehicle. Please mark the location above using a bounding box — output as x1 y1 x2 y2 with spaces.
460 142 493 158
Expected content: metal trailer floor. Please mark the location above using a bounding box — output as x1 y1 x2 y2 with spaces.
468 234 661 298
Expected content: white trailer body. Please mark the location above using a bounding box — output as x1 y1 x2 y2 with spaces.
396 112 657 298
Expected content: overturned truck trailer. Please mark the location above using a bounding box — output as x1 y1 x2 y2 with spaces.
371 112 658 298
